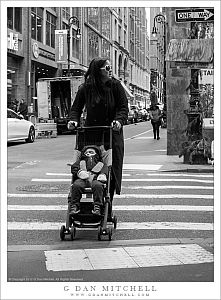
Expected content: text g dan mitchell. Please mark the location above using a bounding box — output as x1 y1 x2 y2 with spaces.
64 285 157 293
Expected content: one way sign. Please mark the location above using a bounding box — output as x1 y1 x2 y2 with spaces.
175 8 214 22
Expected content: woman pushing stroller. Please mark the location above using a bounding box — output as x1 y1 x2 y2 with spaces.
68 57 128 205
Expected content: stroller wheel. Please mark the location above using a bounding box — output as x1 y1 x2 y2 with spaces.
60 225 66 241
113 216 117 229
98 226 102 241
70 226 76 240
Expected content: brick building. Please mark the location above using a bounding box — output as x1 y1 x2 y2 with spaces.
7 6 150 116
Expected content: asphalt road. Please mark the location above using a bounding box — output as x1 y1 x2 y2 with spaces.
4 121 215 299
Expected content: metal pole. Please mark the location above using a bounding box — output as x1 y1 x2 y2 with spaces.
67 16 81 77
67 27 71 77
163 21 166 111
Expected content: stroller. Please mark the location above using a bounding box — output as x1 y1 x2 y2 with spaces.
60 126 117 241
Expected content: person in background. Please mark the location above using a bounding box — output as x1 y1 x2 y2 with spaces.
18 99 28 119
68 57 128 202
149 104 162 140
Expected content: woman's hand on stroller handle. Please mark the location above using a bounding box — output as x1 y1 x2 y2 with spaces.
111 120 121 131
68 121 78 130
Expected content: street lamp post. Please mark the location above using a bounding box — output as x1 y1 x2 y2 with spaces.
67 16 81 77
152 14 167 115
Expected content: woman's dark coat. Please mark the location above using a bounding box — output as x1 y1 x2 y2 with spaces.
69 78 128 195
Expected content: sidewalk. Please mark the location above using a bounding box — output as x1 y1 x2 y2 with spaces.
125 124 214 173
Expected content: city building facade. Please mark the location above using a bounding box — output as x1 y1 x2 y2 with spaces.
7 6 150 117
149 7 166 106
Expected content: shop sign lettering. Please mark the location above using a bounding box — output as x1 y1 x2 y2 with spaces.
175 8 214 22
8 32 18 51
199 69 214 85
39 49 55 61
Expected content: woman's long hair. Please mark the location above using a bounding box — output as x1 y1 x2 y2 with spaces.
84 57 109 102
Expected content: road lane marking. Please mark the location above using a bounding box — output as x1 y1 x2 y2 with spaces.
7 193 214 199
31 178 213 183
7 221 213 231
8 205 214 211
124 130 152 141
44 244 213 271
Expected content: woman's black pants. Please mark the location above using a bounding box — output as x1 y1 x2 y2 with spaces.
151 120 161 139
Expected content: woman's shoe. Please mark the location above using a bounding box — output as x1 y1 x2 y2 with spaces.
157 137 160 140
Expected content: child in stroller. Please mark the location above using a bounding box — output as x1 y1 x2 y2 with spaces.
69 145 108 216
60 126 117 241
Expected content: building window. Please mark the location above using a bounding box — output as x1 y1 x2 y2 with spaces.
101 8 111 39
118 25 121 44
88 8 99 31
72 29 80 59
62 22 69 30
62 7 70 20
72 7 80 17
101 38 110 59
46 12 56 48
31 7 43 42
88 28 99 64
7 7 22 33
7 68 18 108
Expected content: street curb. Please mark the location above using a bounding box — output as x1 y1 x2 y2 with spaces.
8 237 214 253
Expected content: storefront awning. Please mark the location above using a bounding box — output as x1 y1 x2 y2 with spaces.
120 81 134 98
166 39 214 63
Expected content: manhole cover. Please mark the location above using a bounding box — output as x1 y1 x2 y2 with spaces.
16 184 70 192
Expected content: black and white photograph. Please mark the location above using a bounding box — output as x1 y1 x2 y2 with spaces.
1 1 220 299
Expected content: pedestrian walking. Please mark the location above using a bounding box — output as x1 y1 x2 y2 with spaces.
68 57 128 200
149 104 162 140
18 99 28 119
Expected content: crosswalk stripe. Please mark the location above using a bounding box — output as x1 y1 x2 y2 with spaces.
123 185 213 190
46 172 214 178
31 178 213 183
7 193 213 199
7 205 214 211
7 221 213 231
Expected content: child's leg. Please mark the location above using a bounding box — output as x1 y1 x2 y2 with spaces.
91 180 104 215
91 180 104 206
70 179 87 214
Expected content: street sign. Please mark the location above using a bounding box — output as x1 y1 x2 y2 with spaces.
175 8 214 22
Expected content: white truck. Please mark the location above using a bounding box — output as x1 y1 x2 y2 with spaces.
36 76 84 134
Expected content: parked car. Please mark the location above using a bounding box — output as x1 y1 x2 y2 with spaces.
139 108 149 121
130 105 142 122
127 106 136 124
7 108 35 143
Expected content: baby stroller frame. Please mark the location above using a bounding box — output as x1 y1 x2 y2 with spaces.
60 126 117 241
